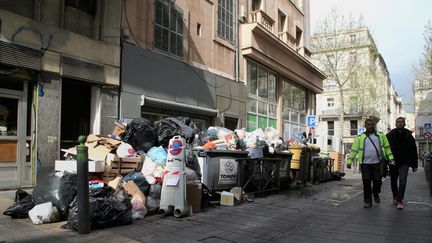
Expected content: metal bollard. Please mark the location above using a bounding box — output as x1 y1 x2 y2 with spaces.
77 136 90 234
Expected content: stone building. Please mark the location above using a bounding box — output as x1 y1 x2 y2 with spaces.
0 0 121 188
312 27 402 152
120 0 325 141
413 75 432 155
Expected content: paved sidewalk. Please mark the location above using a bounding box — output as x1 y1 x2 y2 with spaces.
0 168 431 242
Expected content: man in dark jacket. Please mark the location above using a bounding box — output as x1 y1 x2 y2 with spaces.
386 117 418 210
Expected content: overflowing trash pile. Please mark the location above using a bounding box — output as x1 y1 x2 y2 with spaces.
2 116 296 231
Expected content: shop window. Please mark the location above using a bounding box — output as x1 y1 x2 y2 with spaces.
350 120 358 136
217 0 234 43
281 78 306 141
0 97 18 136
328 121 334 136
154 0 183 57
247 61 277 132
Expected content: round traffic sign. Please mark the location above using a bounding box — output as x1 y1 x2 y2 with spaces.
169 139 183 156
424 132 432 139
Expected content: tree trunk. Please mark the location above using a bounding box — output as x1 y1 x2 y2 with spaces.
338 88 344 152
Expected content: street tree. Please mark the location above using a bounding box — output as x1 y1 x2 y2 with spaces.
311 7 380 139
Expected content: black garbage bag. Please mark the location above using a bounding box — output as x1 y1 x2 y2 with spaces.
121 117 156 153
185 146 202 180
123 172 150 196
58 172 77 217
62 187 132 231
145 184 161 213
3 189 35 218
33 170 77 218
154 117 197 147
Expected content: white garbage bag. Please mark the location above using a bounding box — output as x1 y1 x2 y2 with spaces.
28 202 61 225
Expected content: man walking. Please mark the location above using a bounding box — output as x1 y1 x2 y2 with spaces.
347 118 395 208
386 117 418 210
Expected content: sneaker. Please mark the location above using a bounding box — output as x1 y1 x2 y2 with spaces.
363 202 372 208
396 200 403 210
393 197 398 205
373 195 380 204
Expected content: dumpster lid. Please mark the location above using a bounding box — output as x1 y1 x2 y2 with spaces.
197 150 249 158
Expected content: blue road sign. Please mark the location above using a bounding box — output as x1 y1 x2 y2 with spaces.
425 123 431 129
307 115 317 127
358 128 365 134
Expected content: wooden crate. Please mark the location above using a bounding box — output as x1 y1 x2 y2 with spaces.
329 151 343 172
103 156 143 180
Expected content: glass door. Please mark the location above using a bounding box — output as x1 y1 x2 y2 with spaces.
0 91 24 188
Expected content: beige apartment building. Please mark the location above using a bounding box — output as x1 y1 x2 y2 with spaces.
0 0 121 188
414 75 432 155
312 27 402 153
120 0 325 141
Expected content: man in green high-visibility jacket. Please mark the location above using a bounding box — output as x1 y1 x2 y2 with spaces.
347 118 395 208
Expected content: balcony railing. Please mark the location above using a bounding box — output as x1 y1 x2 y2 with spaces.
277 31 296 48
249 10 274 33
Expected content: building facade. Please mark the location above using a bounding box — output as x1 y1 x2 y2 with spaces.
0 0 121 188
119 0 246 130
239 0 325 140
312 27 402 153
120 0 325 141
413 75 432 155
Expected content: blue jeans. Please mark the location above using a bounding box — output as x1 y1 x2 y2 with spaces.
390 164 409 200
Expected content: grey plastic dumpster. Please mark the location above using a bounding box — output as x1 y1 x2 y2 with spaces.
195 150 248 191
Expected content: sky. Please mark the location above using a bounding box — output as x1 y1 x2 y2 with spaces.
310 0 432 111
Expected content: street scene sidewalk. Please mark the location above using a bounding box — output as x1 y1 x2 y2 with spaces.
1 168 430 243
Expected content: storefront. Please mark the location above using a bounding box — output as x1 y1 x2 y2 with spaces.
246 60 311 141
120 42 246 130
0 69 36 188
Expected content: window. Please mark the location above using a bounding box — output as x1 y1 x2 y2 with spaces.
252 0 262 11
154 0 183 57
327 98 334 107
326 54 335 67
350 120 358 136
66 0 97 15
247 61 277 132
278 10 286 33
348 52 357 65
197 23 201 36
350 34 357 44
296 26 302 50
349 97 358 113
281 79 307 141
328 121 334 136
217 0 234 43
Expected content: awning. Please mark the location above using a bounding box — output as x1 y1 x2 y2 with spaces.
141 95 219 117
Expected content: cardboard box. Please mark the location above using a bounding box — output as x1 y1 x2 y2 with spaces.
112 124 126 136
187 182 202 213
55 160 105 173
220 191 235 206
123 180 145 198
108 176 123 191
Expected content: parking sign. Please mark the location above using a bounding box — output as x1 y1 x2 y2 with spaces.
307 115 317 127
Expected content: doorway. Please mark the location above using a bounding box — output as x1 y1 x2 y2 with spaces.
60 78 91 151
